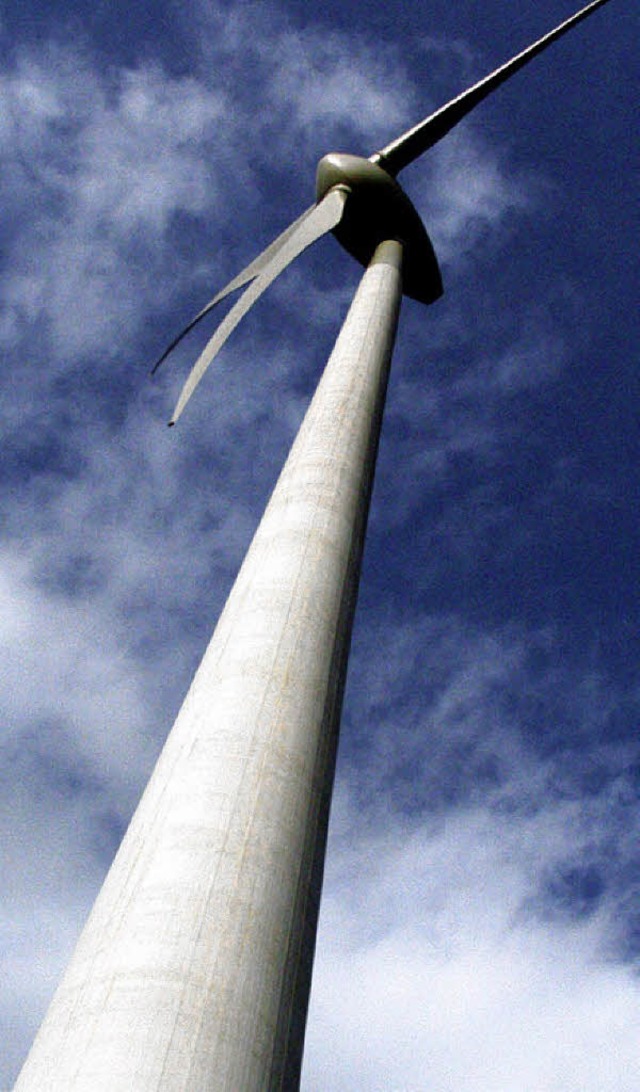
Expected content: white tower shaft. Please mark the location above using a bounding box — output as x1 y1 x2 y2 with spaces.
16 239 403 1091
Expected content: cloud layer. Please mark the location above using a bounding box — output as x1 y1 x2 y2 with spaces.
1 0 636 1086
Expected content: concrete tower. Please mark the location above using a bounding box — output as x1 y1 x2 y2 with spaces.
15 240 403 1091
15 2 614 1088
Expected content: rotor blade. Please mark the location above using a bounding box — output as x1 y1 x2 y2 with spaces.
371 0 614 176
151 204 316 374
169 186 349 426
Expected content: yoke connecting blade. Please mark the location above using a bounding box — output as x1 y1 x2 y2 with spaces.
169 186 349 426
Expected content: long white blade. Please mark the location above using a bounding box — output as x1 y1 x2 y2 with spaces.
151 205 316 374
372 0 614 176
169 187 349 425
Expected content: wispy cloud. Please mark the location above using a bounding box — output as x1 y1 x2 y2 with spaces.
304 610 640 1089
1 49 227 362
305 792 640 1091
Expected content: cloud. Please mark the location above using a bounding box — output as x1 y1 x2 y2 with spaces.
304 795 640 1092
0 48 228 363
302 610 640 1090
266 28 409 147
410 125 532 268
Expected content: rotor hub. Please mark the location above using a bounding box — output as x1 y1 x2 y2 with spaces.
315 153 442 305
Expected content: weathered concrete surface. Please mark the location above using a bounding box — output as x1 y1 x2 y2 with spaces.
15 240 403 1092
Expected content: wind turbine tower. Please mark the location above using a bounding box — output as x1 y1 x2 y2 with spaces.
15 2 616 1089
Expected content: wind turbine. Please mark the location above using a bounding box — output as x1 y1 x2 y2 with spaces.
15 2 615 1090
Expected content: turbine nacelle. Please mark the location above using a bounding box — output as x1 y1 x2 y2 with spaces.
315 154 442 305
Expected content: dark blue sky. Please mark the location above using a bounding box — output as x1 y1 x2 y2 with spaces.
2 1 638 1086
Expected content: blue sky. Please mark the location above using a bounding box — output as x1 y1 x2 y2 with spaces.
1 0 638 1087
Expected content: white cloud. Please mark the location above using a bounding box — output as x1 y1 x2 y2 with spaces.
267 29 409 145
304 790 640 1091
410 126 531 267
0 49 229 362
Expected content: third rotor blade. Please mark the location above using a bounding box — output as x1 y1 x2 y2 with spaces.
151 204 317 374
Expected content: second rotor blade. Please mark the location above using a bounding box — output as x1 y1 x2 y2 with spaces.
170 187 350 425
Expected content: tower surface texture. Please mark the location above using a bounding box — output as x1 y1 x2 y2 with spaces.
15 239 404 1091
